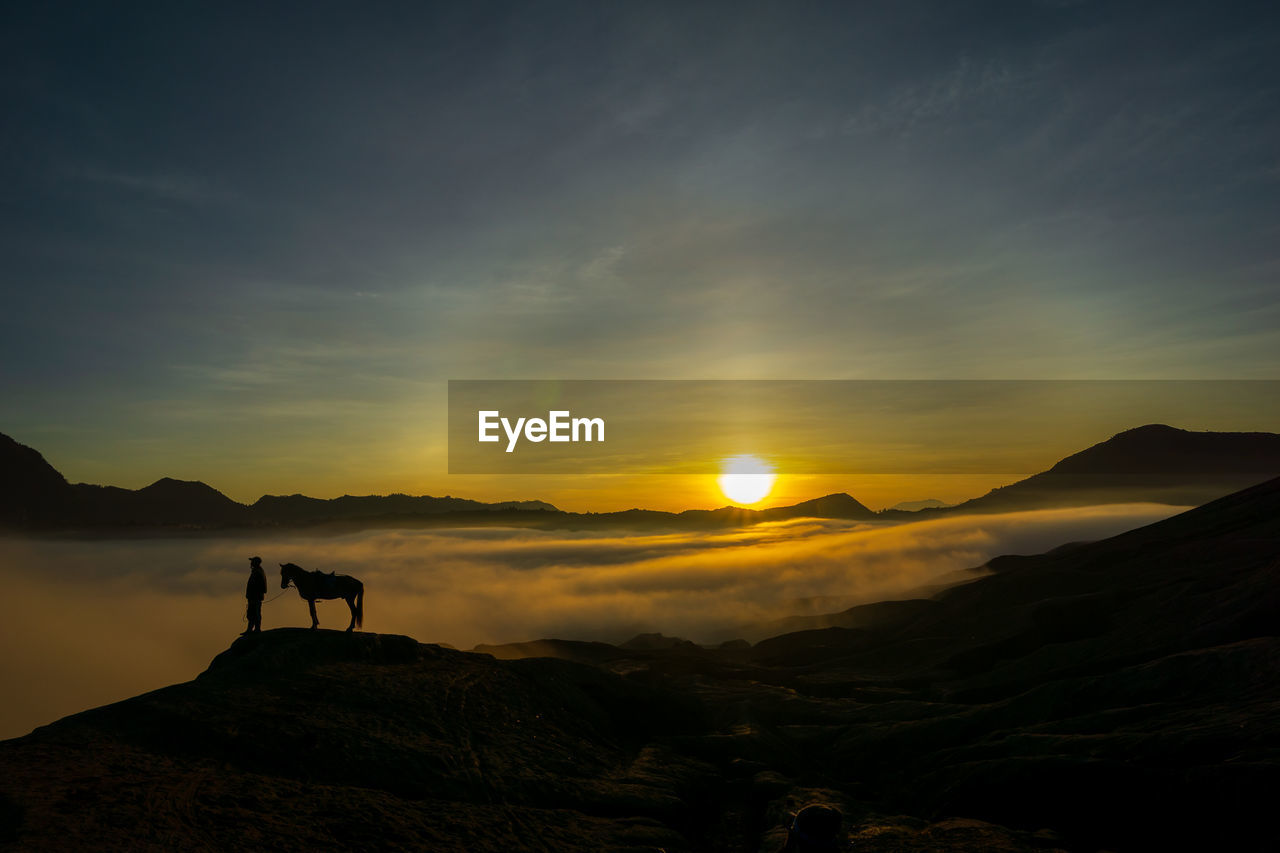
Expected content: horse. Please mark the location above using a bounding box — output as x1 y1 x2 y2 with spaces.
279 562 364 632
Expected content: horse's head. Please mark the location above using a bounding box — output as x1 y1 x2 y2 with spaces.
279 562 295 588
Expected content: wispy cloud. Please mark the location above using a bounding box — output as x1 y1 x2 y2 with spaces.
70 167 239 208
842 56 1031 140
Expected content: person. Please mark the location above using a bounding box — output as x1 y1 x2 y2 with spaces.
243 556 267 635
782 804 843 852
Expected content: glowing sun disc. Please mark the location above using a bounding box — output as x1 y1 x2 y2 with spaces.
717 455 776 504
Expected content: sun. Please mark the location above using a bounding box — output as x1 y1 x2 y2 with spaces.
717 455 776 505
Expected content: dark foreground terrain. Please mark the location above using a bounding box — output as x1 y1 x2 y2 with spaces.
3 477 1280 851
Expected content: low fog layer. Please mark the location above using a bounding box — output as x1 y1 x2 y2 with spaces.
0 503 1182 738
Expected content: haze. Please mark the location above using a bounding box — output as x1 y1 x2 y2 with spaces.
0 502 1181 739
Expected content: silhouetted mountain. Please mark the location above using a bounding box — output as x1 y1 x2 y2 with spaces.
1048 422 1280 475
888 498 949 511
744 475 1280 850
5 477 1280 849
6 426 1279 533
618 632 701 652
936 424 1280 514
478 476 1280 849
763 492 875 520
731 598 940 644
98 477 250 526
251 493 557 524
0 630 711 851
0 431 558 531
0 433 73 526
671 492 876 526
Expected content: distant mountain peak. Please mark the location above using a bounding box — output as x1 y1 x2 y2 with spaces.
0 431 74 525
793 492 873 511
141 476 221 492
758 492 877 521
1120 423 1179 433
948 424 1280 514
1047 424 1280 476
0 432 68 485
889 498 950 512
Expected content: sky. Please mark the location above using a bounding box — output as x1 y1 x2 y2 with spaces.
2 1 1279 509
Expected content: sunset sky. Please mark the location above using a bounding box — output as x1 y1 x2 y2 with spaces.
3 2 1278 510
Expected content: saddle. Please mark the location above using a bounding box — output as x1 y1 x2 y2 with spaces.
312 569 339 596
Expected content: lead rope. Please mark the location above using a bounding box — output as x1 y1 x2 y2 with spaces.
261 582 293 605
241 581 294 627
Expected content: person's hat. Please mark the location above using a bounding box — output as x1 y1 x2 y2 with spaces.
249 556 262 564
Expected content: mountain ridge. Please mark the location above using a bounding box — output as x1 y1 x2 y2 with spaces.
0 431 562 531
4 424 1279 531
883 423 1280 517
0 431 882 531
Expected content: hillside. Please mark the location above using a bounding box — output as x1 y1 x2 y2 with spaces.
480 475 1280 850
0 630 725 851
936 424 1280 514
0 433 73 526
4 477 1280 850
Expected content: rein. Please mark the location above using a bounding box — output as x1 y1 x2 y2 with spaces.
262 581 294 605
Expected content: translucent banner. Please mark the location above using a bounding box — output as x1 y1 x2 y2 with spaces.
447 380 1280 475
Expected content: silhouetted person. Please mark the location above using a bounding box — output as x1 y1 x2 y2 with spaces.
243 556 267 635
782 804 843 852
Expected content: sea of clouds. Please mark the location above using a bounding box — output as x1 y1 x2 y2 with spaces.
0 502 1184 738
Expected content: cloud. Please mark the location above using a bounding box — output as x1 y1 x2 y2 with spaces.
841 55 1029 140
71 168 239 208
0 503 1183 738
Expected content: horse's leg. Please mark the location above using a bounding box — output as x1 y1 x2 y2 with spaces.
308 598 319 629
345 594 356 632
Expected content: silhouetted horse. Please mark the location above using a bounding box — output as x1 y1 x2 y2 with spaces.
279 562 364 632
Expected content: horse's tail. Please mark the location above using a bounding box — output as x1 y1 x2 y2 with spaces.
355 582 364 630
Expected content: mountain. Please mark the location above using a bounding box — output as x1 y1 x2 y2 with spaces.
73 477 251 526
0 632 1076 852
0 433 876 531
740 475 1280 850
0 630 710 852
1047 422 1280 475
762 492 875 520
670 492 877 526
938 424 1280 514
251 493 558 524
4 477 1280 849
6 425 1280 532
484 475 1280 849
0 433 73 526
727 597 941 644
0 432 559 531
888 498 949 511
